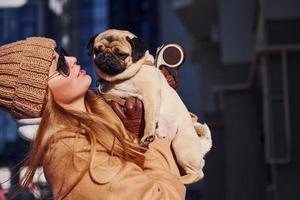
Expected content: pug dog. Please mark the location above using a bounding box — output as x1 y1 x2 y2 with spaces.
87 29 212 184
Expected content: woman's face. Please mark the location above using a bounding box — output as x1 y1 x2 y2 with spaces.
48 50 92 106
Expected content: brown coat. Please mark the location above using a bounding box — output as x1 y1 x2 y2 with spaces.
43 131 186 200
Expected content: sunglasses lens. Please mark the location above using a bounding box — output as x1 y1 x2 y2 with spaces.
55 47 70 77
58 60 69 77
60 47 69 56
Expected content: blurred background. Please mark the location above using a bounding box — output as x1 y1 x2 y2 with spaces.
0 0 300 199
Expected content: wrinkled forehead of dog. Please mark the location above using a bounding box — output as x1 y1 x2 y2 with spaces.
94 29 137 47
87 29 148 60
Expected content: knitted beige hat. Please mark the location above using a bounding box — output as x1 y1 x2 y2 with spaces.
0 37 56 118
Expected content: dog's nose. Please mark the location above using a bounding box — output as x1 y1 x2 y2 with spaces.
101 53 113 62
104 53 112 58
95 53 113 66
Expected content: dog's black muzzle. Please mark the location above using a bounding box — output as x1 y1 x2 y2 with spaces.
94 53 125 75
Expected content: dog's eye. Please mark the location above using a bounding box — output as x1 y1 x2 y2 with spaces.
118 52 128 60
113 48 120 53
93 47 101 54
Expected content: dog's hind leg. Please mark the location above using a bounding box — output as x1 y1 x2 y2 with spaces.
179 166 205 185
172 124 204 184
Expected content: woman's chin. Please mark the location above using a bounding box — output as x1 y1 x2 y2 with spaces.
85 75 92 89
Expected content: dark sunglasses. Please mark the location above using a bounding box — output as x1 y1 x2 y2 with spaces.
48 47 70 80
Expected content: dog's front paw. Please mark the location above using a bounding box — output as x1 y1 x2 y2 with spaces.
140 134 156 146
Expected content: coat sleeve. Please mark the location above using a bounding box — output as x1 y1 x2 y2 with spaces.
43 132 186 200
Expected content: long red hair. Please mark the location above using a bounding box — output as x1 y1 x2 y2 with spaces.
21 90 145 192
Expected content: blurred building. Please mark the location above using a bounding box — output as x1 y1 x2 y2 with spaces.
108 0 159 54
164 0 300 200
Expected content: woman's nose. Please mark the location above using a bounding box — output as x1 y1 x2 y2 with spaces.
65 56 78 67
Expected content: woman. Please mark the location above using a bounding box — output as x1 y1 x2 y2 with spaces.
0 37 186 199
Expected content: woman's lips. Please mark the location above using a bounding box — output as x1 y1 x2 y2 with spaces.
78 69 86 76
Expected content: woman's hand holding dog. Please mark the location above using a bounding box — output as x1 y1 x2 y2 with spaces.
111 97 145 139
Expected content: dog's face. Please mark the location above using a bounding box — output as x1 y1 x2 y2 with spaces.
87 29 148 80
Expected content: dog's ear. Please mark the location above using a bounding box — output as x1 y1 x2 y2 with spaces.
126 36 148 62
87 33 98 56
